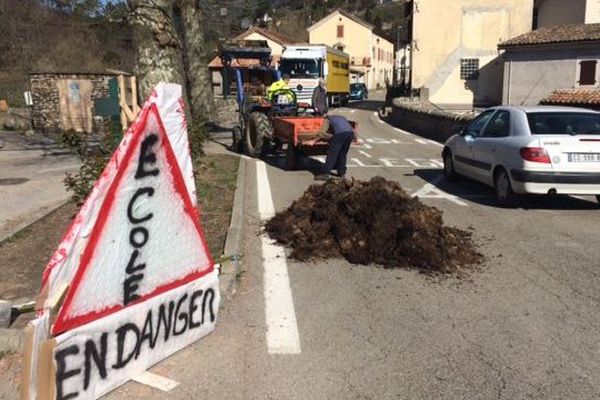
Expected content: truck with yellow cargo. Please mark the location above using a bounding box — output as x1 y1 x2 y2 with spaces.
279 45 350 107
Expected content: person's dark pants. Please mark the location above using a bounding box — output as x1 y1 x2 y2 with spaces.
323 131 353 176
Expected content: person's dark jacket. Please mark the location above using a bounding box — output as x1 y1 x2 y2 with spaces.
312 85 328 115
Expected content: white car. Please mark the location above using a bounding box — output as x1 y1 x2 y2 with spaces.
442 106 600 207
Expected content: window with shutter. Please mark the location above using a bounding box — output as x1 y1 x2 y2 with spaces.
337 25 344 38
579 60 597 86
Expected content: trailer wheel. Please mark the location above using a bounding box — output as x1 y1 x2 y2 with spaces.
245 112 272 158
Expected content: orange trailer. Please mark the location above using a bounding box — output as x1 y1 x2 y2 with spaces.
272 116 358 169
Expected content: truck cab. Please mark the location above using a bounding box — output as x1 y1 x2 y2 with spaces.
280 45 350 107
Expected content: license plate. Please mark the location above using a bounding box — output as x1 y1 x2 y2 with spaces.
567 153 600 162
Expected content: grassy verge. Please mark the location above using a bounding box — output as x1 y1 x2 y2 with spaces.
195 154 240 257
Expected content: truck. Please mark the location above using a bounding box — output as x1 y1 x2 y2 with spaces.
279 45 350 108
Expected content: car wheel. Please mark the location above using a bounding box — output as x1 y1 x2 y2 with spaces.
494 168 520 208
443 151 458 181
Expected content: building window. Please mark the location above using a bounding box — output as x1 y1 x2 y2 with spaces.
337 25 344 38
460 58 480 80
578 60 597 86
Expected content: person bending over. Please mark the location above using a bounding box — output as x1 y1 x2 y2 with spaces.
314 115 354 181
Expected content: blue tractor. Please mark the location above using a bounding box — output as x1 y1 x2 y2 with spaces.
220 40 300 157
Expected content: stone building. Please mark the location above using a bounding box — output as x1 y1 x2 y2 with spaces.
29 72 126 134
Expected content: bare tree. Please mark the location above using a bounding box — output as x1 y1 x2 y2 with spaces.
128 0 186 100
127 0 214 136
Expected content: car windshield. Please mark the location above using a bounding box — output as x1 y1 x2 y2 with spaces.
527 112 600 135
350 84 362 90
279 59 319 78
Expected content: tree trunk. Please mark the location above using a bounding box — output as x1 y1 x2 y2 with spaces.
127 0 186 102
178 0 214 122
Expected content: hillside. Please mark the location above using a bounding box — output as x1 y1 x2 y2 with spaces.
268 0 408 43
0 0 133 107
0 0 406 107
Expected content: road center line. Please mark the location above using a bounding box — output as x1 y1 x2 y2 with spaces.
256 161 301 355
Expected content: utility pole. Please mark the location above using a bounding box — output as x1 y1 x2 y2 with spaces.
395 25 401 85
407 0 414 101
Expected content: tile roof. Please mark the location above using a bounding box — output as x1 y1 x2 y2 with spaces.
499 23 600 48
208 55 280 69
235 26 300 45
541 89 600 105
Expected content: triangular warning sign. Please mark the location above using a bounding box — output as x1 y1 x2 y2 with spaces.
52 103 213 335
38 84 197 314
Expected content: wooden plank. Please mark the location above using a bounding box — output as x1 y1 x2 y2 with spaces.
118 75 128 131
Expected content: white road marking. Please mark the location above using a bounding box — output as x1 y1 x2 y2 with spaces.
412 175 469 206
257 161 275 219
393 127 411 136
133 372 179 392
350 109 357 113
414 138 444 147
373 112 378 116
379 158 409 167
256 161 301 355
427 139 444 148
358 150 373 158
365 138 404 144
351 158 367 166
406 158 444 168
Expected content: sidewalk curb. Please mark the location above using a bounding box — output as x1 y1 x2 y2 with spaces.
0 199 69 244
218 156 247 306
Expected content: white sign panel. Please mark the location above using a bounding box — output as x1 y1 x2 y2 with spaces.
52 271 219 400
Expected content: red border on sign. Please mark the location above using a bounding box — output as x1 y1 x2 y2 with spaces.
52 104 214 335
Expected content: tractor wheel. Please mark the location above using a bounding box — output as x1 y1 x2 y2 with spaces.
231 126 244 153
245 112 272 158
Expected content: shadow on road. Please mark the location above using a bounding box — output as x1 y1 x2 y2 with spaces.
261 151 325 177
412 168 599 210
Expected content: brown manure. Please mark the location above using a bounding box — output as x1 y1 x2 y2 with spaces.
265 177 482 273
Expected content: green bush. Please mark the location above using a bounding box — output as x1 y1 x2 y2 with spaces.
59 122 121 205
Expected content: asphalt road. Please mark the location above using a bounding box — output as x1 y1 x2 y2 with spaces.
110 99 600 400
0 144 79 242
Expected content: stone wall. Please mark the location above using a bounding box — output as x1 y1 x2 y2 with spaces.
29 73 115 134
211 98 238 129
388 99 474 143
